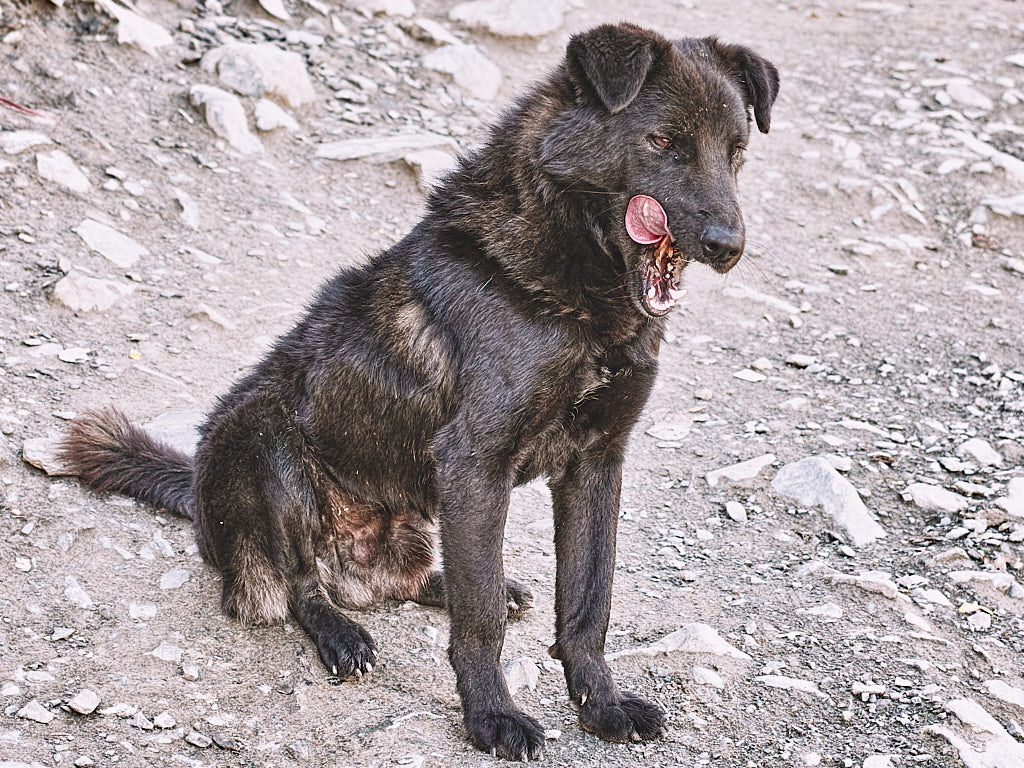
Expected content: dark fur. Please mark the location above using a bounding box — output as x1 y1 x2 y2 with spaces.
62 24 777 760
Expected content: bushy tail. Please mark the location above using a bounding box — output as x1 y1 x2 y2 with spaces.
60 408 195 518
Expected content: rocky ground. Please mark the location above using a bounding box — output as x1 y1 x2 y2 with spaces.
2 0 1024 766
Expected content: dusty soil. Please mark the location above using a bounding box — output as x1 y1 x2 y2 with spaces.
2 0 1024 767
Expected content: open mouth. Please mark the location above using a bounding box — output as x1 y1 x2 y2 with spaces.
625 195 686 317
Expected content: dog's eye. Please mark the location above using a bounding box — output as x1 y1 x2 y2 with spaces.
731 143 747 161
650 135 673 150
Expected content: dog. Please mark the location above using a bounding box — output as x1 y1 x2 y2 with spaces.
62 22 778 761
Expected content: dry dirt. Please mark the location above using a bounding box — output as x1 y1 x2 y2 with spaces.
2 1 1024 767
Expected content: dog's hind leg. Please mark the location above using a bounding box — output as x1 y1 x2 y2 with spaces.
413 571 534 619
290 576 377 679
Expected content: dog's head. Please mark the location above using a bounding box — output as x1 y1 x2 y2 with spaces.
539 23 779 318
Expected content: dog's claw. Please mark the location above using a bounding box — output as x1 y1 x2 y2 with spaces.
490 748 497 758
331 665 338 676
579 691 587 706
365 662 373 673
631 730 642 742
520 750 528 762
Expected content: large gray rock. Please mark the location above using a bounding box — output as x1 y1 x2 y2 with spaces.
73 219 149 268
201 43 316 109
705 454 775 488
52 273 135 312
316 132 456 161
36 150 91 194
449 0 569 38
189 85 263 155
902 482 969 513
422 44 502 101
772 456 886 547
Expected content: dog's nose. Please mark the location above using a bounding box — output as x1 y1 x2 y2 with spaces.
700 225 745 262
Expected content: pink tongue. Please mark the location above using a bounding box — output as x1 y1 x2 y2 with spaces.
625 195 671 244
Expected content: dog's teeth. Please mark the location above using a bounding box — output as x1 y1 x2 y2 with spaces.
646 286 657 300
668 287 687 300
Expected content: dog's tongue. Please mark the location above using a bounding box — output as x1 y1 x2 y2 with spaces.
625 195 671 245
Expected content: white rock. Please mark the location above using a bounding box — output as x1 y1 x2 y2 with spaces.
996 477 1024 517
22 436 75 476
801 602 844 619
503 657 540 696
52 273 135 313
422 44 502 101
254 99 299 132
64 576 94 609
772 456 886 547
982 193 1024 217
449 0 569 38
149 641 184 664
914 587 954 608
0 130 52 154
945 78 994 111
606 623 751 661
948 570 1021 595
94 0 172 57
201 43 316 109
159 569 190 590
68 689 101 715
957 437 1002 467
73 219 149 268
351 0 416 15
733 368 767 383
173 188 200 230
402 148 458 192
705 454 775 488
401 17 461 46
153 711 176 729
1007 53 1024 68
724 501 747 522
17 699 54 724
754 675 825 698
863 755 895 768
36 150 91 194
316 132 456 161
646 413 694 442
189 85 263 155
692 666 724 689
901 483 969 513
721 283 801 314
129 603 157 620
257 0 290 20
984 680 1024 710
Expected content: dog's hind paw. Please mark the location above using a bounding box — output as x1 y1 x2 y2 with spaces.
505 578 534 620
466 708 545 761
579 690 666 743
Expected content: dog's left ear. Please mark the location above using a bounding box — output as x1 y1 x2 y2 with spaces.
710 40 780 133
567 23 670 114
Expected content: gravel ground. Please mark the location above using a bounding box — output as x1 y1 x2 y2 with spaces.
1 1 1023 766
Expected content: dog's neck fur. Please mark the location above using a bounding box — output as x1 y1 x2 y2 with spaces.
427 78 652 345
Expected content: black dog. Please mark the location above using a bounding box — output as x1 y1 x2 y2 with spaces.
63 23 777 760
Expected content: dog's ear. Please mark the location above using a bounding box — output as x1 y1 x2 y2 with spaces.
710 39 780 133
567 23 669 114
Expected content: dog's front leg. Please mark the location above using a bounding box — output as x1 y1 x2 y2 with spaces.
549 453 666 743
437 444 545 761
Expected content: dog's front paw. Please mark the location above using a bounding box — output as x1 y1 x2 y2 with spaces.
579 690 666 743
315 623 378 681
466 708 545 761
505 578 534 620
